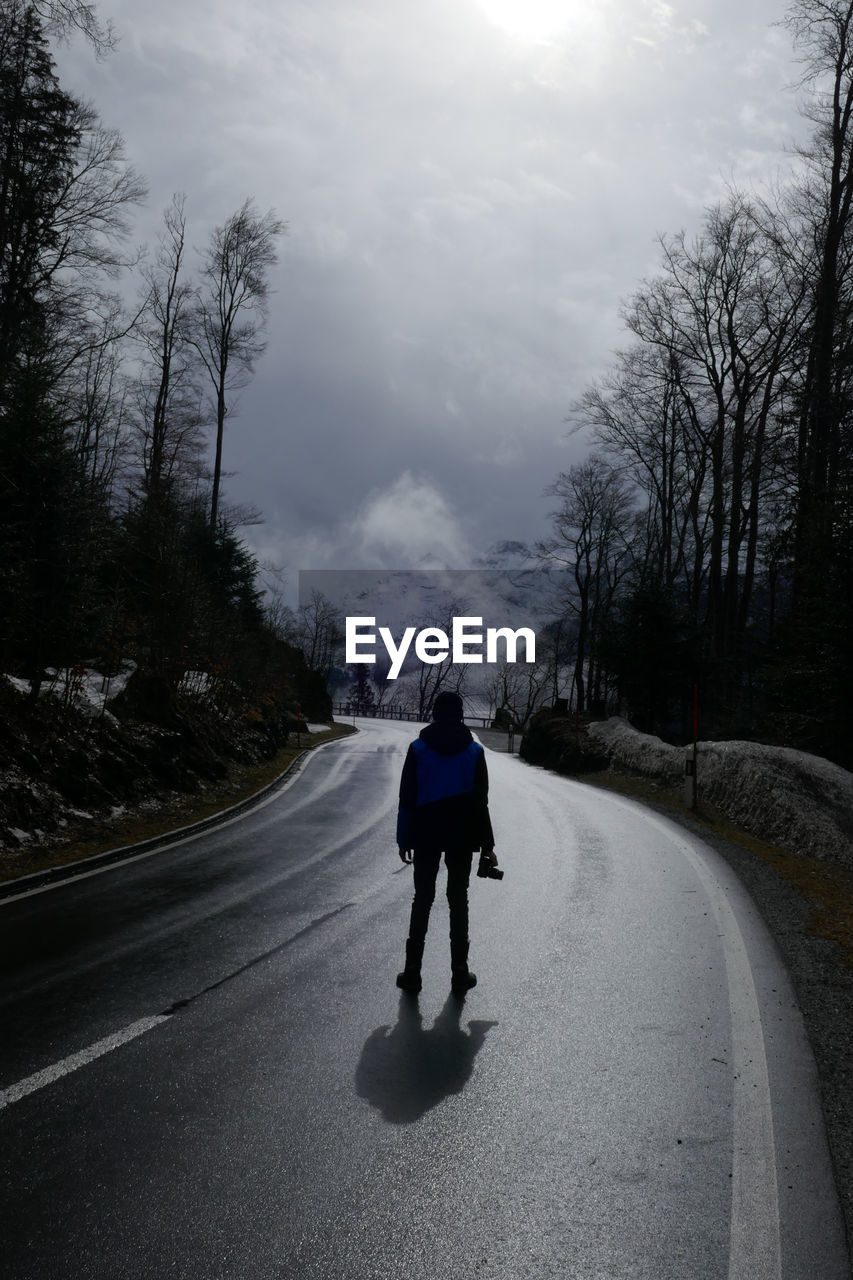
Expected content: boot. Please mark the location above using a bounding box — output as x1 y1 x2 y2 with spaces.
396 937 424 993
450 937 476 993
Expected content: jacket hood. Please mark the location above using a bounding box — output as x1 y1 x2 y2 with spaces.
419 720 474 756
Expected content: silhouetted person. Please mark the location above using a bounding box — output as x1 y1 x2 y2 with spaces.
396 690 498 994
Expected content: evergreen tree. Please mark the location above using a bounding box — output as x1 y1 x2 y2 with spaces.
349 666 376 715
0 2 89 685
0 1 80 403
0 1 140 689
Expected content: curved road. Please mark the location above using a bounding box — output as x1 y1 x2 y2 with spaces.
0 717 848 1278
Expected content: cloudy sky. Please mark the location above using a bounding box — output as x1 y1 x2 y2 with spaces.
55 0 805 595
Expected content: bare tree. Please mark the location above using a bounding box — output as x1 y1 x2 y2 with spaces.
134 195 203 502
576 343 710 614
67 297 131 499
293 589 344 683
382 598 475 721
194 198 285 529
539 456 635 715
482 653 555 731
0 6 143 410
34 0 114 56
621 194 799 698
781 0 853 600
371 653 397 714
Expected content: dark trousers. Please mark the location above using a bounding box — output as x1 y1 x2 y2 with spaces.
408 848 473 947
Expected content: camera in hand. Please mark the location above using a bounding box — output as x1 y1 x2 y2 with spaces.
477 853 503 880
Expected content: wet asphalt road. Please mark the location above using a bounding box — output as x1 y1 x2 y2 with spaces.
0 717 849 1279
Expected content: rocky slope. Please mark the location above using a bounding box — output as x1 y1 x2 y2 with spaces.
0 666 327 876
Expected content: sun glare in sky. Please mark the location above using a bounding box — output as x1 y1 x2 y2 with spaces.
476 0 575 43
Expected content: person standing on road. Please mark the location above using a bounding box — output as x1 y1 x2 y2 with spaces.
395 690 498 994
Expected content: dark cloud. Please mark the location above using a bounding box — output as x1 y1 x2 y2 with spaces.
55 0 801 587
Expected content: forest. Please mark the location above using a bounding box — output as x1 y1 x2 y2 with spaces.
1 0 852 800
0 0 331 749
541 49 853 767
529 0 853 770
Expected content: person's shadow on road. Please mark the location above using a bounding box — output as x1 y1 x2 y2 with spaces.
355 994 497 1124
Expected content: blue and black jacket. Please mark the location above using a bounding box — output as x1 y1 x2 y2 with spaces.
396 720 495 852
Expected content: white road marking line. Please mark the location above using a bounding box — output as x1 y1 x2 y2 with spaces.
597 791 783 1280
0 1016 170 1112
678 838 782 1280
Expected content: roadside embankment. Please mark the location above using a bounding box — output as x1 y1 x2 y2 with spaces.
521 711 853 869
520 709 853 1247
0 669 350 884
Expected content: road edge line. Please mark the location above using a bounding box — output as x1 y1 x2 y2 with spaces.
0 731 356 904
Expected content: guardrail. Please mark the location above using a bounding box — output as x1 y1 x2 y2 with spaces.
332 703 503 729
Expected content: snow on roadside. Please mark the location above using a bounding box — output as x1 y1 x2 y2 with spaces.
586 717 853 868
2 666 134 718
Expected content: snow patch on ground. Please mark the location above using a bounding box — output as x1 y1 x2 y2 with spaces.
586 717 853 868
2 666 133 719
3 675 31 697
